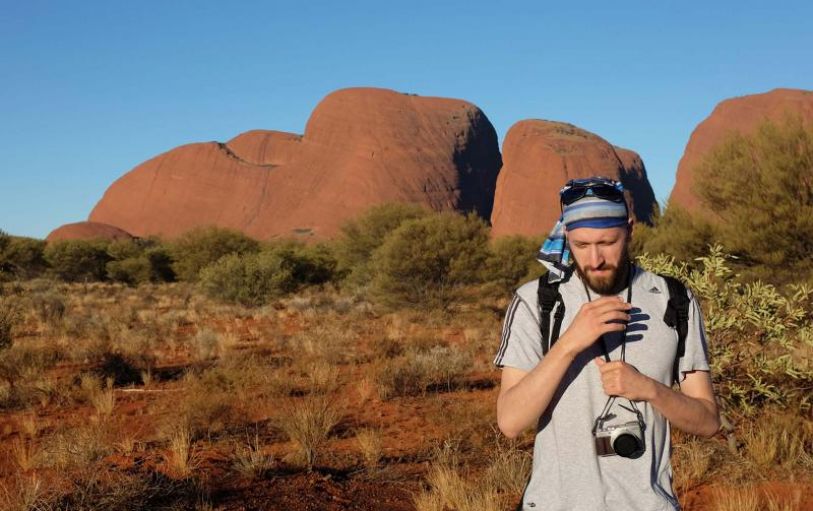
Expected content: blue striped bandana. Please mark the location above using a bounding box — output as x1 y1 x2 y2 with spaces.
537 178 628 283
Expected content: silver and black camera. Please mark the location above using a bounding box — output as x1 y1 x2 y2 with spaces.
593 420 645 458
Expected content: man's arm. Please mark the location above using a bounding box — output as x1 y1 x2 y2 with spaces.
594 359 720 437
497 296 632 438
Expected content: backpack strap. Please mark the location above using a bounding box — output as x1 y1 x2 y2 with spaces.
661 275 690 385
538 275 565 355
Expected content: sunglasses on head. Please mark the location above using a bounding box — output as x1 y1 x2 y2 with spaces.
560 179 625 207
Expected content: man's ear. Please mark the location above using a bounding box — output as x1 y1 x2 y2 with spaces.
627 218 635 239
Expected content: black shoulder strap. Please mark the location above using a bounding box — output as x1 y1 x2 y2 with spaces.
538 275 565 355
661 275 690 385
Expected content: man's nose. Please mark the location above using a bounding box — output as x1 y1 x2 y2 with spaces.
588 246 604 269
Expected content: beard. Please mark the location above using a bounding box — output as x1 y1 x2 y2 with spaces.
575 248 630 295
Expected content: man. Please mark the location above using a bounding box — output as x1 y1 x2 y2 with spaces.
494 177 719 511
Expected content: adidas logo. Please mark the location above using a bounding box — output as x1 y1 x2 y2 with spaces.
649 286 662 294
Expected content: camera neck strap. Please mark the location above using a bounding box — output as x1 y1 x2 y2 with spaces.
583 262 645 434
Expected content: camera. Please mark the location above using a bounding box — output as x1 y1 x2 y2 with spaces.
594 420 645 458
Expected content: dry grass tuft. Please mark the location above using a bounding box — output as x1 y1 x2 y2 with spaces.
232 432 274 480
484 438 532 497
355 428 384 472
376 345 472 399
11 437 41 472
672 438 714 494
0 474 46 511
711 486 760 511
166 424 198 478
764 489 803 511
742 412 807 470
415 462 501 511
276 393 342 470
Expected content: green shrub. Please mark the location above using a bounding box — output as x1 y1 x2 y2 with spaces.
262 240 337 286
482 235 546 295
199 240 337 306
335 203 429 286
369 212 490 309
629 206 716 266
199 252 293 306
169 227 259 282
43 239 111 282
693 116 813 284
105 239 174 285
0 236 47 279
637 246 813 417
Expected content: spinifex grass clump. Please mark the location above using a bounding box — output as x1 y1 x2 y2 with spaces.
276 393 342 470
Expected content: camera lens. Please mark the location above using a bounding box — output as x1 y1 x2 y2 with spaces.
613 433 642 458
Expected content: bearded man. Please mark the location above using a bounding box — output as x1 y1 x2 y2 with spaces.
494 177 719 511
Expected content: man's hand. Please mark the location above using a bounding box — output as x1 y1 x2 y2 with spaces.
594 358 656 401
558 296 632 356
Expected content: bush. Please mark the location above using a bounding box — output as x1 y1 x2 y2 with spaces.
482 235 546 296
693 116 813 284
169 227 259 282
44 239 111 282
106 239 174 285
369 212 490 309
335 203 429 286
263 240 337 286
636 246 813 417
199 241 335 306
199 252 293 306
0 236 47 280
629 206 716 267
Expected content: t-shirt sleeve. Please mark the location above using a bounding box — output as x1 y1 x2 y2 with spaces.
493 293 543 372
677 289 711 381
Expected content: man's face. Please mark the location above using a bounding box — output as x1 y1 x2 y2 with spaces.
566 224 630 295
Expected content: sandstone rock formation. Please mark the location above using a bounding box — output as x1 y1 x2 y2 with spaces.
670 88 813 211
89 88 502 240
490 120 656 238
46 221 134 242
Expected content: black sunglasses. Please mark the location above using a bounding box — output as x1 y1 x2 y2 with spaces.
560 182 625 207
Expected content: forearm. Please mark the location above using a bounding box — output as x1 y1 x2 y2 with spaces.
496 340 577 438
646 379 720 437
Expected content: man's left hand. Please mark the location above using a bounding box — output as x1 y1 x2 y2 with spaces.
594 358 656 402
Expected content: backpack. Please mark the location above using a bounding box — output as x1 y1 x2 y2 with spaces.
537 272 690 385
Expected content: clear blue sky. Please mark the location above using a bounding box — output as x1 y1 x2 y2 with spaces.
2 1 811 238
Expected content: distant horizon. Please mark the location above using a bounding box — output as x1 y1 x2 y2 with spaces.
3 1 812 238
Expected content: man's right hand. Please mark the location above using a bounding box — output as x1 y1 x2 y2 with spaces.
558 296 632 356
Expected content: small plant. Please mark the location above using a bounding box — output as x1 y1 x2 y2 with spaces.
0 300 19 351
276 393 342 470
0 474 45 511
376 345 472 399
90 377 115 418
671 438 714 495
484 437 532 497
711 486 760 511
166 424 197 478
355 428 384 472
232 432 274 480
11 438 41 471
414 444 502 511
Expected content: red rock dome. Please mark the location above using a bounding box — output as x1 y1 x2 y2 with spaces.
89 87 502 240
670 88 813 212
490 120 656 238
46 221 134 242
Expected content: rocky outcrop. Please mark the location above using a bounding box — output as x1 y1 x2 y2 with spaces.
670 88 813 211
490 120 656 238
89 87 502 240
46 221 134 242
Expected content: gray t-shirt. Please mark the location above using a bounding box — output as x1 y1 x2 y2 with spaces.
494 266 710 511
